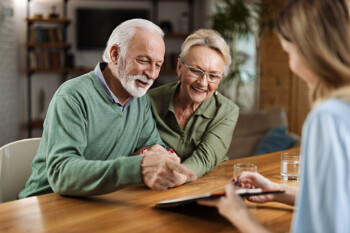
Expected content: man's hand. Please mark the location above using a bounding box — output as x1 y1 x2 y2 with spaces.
136 144 181 163
141 152 197 190
132 145 180 163
145 144 168 153
131 144 166 156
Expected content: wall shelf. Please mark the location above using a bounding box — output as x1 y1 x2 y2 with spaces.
25 67 91 74
25 0 195 135
26 17 71 24
164 33 189 39
25 42 71 48
25 120 44 128
25 0 81 136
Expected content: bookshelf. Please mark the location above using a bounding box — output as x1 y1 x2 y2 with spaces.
153 0 194 83
25 0 88 137
25 0 194 136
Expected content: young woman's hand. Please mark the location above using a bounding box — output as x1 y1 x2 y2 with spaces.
198 183 270 233
234 172 280 203
197 182 248 222
235 172 297 205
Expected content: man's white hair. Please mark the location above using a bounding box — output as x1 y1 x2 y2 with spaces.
102 18 164 62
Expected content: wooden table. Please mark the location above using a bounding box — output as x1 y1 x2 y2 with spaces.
0 148 299 233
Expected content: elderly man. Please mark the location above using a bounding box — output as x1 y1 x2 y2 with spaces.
19 19 196 198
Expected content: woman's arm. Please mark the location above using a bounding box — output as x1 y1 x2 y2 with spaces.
182 102 239 178
198 183 271 233
198 172 298 232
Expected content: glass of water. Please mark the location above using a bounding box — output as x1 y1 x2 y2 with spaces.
234 163 257 178
280 153 301 180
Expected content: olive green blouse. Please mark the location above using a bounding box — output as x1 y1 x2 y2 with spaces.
148 82 239 178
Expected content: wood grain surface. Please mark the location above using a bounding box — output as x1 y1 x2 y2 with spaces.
0 148 299 233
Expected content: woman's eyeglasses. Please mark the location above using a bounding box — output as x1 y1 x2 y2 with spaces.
182 62 223 84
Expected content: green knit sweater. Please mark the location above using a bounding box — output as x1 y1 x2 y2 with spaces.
19 72 164 198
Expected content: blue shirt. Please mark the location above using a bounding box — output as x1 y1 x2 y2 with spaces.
292 98 350 233
94 62 134 111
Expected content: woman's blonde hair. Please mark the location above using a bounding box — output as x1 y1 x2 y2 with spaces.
179 29 231 76
276 0 350 104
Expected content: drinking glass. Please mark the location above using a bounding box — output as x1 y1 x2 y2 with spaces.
233 163 257 178
280 153 301 180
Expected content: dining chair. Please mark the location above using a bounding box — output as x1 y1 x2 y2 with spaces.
0 138 41 203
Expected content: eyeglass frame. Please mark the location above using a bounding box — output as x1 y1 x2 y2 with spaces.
181 61 223 84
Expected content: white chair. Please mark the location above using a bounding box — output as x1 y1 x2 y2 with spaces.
0 138 41 203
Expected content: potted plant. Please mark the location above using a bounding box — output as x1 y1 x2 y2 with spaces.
212 0 281 111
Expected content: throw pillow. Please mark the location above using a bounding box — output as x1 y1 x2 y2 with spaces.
252 126 296 156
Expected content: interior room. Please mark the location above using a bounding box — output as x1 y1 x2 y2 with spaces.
0 0 309 148
3 0 338 232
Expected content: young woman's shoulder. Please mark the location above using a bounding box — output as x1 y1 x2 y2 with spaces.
305 98 350 133
312 98 350 119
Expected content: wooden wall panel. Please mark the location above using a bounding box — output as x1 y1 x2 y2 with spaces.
290 74 310 135
259 33 310 136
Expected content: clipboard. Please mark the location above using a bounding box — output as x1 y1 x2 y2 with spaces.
155 188 285 208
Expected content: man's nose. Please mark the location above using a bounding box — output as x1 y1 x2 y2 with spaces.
144 64 159 80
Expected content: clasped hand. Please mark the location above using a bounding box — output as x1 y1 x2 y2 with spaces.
140 145 197 190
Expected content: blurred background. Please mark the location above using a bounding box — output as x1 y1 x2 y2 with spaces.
0 0 309 146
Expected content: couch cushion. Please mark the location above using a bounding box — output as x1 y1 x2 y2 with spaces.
252 126 296 156
233 107 287 136
227 107 288 159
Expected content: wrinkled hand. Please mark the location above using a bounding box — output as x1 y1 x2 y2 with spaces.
146 144 168 153
235 172 280 203
132 144 167 156
144 145 181 163
133 144 181 163
141 152 197 190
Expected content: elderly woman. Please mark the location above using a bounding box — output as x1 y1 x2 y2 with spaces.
148 29 239 186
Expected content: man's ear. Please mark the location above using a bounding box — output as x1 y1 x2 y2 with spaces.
110 45 121 65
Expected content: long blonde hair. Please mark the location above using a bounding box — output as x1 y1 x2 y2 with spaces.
276 0 350 105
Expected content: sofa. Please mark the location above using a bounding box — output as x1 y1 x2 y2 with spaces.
227 107 300 159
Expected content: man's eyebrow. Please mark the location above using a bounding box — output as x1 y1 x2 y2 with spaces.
136 55 149 60
136 55 164 65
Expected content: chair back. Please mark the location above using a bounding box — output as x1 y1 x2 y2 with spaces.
0 138 41 203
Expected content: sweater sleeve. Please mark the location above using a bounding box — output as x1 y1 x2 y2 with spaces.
182 105 239 178
44 95 143 196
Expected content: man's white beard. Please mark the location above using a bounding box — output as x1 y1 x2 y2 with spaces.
116 58 154 97
119 74 153 97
